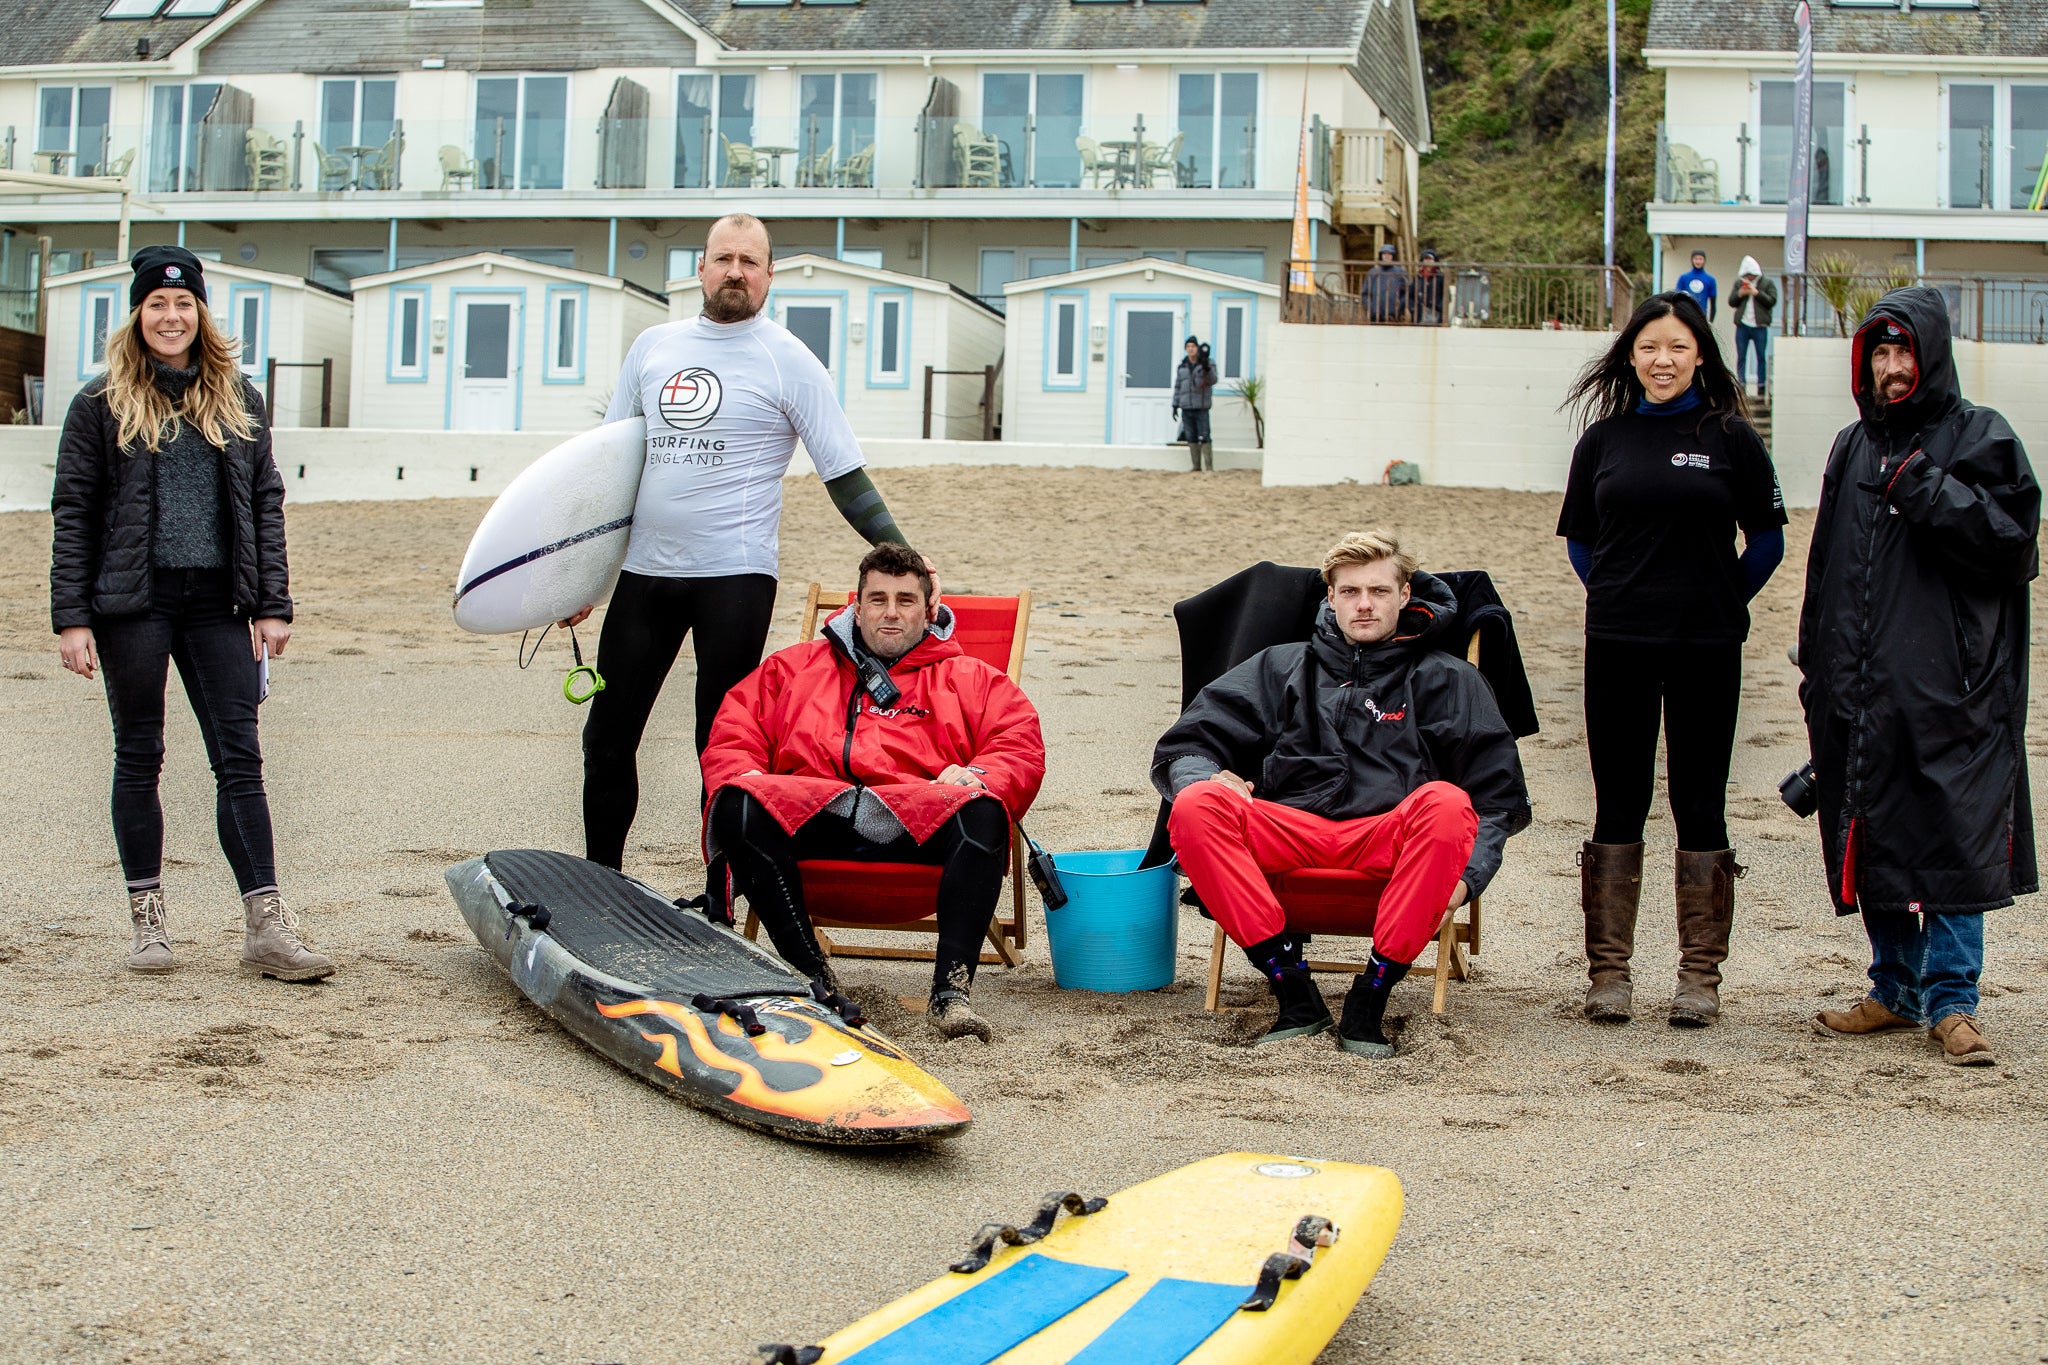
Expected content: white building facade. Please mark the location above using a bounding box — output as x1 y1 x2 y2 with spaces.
1646 0 2048 342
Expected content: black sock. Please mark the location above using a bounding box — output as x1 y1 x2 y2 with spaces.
1242 932 1305 982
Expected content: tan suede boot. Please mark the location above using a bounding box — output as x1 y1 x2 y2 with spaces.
1580 841 1643 1022
126 887 173 973
240 891 336 982
1670 850 1741 1027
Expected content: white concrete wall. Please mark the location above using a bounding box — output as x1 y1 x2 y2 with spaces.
1261 322 1610 491
0 425 1258 511
1768 337 2048 506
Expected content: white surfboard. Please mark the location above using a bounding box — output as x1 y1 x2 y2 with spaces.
452 417 645 635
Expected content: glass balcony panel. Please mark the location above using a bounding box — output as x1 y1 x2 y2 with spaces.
1949 84 1995 209
1759 79 1847 206
2012 84 2048 211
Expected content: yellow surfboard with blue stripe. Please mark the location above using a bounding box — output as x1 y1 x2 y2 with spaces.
761 1153 1402 1365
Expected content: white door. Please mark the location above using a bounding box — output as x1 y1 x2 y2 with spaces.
452 295 520 430
774 295 842 389
1113 301 1182 445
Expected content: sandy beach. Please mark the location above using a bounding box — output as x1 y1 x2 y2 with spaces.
2 467 2044 1363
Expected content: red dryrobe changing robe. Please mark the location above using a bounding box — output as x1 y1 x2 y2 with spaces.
700 604 1046 849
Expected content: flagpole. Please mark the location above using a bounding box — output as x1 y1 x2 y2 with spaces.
1603 0 1617 310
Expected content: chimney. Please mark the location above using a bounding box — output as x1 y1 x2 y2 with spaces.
135 37 151 59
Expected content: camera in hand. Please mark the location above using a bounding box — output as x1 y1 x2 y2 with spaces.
855 652 901 708
1779 761 1819 818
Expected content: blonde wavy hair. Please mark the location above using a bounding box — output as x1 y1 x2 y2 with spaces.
1321 529 1418 588
102 299 257 454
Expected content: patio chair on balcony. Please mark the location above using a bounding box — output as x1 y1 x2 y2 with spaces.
359 132 403 190
954 126 1000 188
1141 131 1184 189
30 150 70 176
834 142 875 188
311 142 354 191
1665 143 1720 204
438 144 478 191
105 147 136 184
721 134 767 188
797 147 835 188
245 129 289 191
1076 135 1111 188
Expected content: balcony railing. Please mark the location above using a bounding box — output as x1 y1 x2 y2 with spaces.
1655 119 2048 211
1284 260 1640 331
1329 127 1408 237
0 111 1296 198
1780 271 2048 344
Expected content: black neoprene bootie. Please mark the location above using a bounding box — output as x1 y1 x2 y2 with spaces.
1243 933 1331 1045
1337 953 1411 1059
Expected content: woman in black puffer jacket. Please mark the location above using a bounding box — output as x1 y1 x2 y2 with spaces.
51 246 334 983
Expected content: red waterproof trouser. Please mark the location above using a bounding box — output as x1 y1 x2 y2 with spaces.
1168 780 1479 965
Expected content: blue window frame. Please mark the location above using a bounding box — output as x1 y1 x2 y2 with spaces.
866 288 909 388
1210 293 1255 386
1044 290 1087 391
80 285 120 377
388 286 429 382
224 283 270 377
543 284 587 384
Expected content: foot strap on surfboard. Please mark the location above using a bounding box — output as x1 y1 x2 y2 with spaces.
809 978 866 1027
1238 1215 1340 1312
691 994 767 1036
754 1348 823 1365
949 1192 1110 1274
502 901 552 939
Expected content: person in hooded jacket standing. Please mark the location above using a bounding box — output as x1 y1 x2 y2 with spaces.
1804 287 2038 1067
50 246 334 983
1172 336 1217 472
1558 293 1786 1028
1152 531 1530 1058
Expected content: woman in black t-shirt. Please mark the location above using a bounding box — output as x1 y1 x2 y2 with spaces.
1557 292 1787 1029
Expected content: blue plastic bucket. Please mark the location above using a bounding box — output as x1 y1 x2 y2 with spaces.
1042 849 1180 992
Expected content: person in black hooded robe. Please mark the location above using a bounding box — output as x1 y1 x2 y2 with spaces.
1803 286 2039 1067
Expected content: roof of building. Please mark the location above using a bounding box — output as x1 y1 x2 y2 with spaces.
349 251 665 296
42 256 350 298
669 253 1003 313
11 0 216 67
663 0 1363 53
1646 0 2048 57
1002 254 1281 297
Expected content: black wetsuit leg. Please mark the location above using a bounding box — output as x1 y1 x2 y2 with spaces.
581 571 777 869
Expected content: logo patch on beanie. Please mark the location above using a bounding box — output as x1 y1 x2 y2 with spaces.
164 265 182 280
1885 322 1904 338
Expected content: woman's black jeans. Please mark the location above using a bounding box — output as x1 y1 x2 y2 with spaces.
94 567 276 895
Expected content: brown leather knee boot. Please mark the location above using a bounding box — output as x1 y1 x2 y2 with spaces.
1671 849 1741 1027
1580 841 1643 1022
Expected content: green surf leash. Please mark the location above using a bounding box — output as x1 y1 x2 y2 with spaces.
516 621 607 705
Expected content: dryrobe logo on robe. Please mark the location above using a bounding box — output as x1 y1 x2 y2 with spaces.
658 368 722 430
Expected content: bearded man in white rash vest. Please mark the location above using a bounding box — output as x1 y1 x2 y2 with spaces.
560 214 924 909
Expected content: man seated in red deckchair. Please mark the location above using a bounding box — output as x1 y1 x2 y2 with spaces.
701 542 1046 1041
1153 531 1531 1057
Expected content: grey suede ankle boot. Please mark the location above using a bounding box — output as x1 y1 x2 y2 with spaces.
126 887 173 973
240 891 336 982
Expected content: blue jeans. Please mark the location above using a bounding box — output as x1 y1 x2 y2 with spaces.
1862 909 1984 1026
1736 324 1770 391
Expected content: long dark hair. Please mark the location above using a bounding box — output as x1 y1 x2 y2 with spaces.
1562 292 1750 431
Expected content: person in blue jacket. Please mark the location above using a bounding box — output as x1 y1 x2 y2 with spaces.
1675 250 1717 323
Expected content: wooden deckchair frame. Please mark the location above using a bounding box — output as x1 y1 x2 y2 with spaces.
1200 629 1486 1016
740 583 1035 968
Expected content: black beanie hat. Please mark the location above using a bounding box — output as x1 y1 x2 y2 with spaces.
130 245 207 307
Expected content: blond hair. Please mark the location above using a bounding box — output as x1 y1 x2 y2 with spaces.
1321 529 1417 588
102 302 257 454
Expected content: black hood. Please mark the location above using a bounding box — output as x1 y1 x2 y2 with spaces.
1309 569 1460 677
1852 286 1960 428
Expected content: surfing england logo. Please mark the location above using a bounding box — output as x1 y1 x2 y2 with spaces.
659 368 722 431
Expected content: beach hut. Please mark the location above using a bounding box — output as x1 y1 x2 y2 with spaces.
667 255 1006 442
1001 258 1279 449
41 260 355 428
348 253 666 431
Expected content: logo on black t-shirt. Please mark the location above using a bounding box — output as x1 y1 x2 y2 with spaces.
1670 452 1711 470
658 367 722 430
